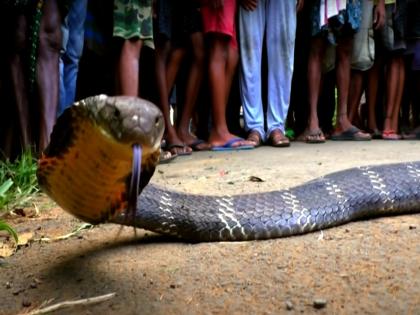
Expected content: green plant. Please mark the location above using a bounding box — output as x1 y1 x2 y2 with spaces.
0 219 18 243
0 150 39 212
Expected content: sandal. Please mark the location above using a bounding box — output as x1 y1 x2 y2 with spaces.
367 128 382 139
268 129 290 147
247 130 263 147
331 126 371 141
297 129 326 144
159 150 177 164
164 143 193 156
382 130 401 140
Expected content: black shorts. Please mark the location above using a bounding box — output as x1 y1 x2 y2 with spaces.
155 0 201 46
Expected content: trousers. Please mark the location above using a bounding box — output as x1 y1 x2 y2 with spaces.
58 0 87 116
239 0 297 139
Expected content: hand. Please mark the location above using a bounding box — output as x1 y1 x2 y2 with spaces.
296 0 304 12
209 0 224 10
373 0 385 30
240 0 258 11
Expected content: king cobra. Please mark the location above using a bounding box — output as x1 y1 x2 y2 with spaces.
37 95 420 241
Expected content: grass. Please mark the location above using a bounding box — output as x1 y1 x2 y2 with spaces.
0 150 39 242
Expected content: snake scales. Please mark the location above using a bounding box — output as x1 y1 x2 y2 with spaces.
37 95 420 241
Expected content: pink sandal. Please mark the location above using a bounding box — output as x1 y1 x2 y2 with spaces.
382 130 401 140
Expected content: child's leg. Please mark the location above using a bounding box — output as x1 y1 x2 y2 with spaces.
334 36 370 139
117 38 143 96
166 47 185 91
155 37 192 154
366 58 382 132
391 56 405 132
10 13 31 149
335 36 354 131
37 0 61 150
177 32 208 148
383 55 404 135
224 44 239 106
306 37 326 139
348 70 364 127
207 34 250 147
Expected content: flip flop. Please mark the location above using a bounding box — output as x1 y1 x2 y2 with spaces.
382 130 401 140
297 129 325 144
331 126 371 141
211 138 255 151
188 139 211 151
367 128 382 139
159 150 177 164
165 143 192 156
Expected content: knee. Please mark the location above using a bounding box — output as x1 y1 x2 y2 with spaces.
11 15 27 53
193 45 205 65
39 0 62 53
337 39 353 60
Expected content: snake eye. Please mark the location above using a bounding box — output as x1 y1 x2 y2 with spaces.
114 108 121 118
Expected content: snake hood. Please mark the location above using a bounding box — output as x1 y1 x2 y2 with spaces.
37 95 164 224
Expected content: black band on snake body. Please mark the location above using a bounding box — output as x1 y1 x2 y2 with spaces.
37 95 420 241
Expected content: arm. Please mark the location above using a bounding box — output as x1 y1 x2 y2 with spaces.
373 0 385 30
297 0 304 12
203 0 224 9
240 0 258 11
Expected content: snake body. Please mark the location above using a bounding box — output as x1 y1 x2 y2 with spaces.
38 95 420 241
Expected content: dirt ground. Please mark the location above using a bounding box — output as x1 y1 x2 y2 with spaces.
1 141 420 315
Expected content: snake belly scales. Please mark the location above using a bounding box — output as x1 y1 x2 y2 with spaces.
37 95 420 242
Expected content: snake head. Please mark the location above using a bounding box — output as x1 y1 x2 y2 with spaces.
38 95 165 225
79 94 165 152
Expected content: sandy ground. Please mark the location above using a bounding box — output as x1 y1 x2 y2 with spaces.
1 141 420 315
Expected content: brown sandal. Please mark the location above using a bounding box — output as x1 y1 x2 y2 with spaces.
268 129 290 147
247 130 263 147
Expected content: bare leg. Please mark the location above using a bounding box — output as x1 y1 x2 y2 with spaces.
225 43 239 105
383 55 403 139
37 0 61 151
177 32 209 150
207 34 252 147
348 70 364 127
391 56 404 132
166 47 185 92
366 59 381 132
117 38 143 96
333 36 370 139
301 36 326 142
155 37 191 155
10 13 31 149
335 37 354 131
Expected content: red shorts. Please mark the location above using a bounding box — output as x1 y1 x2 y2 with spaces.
201 0 237 48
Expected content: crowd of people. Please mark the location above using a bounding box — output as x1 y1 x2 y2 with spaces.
0 0 419 161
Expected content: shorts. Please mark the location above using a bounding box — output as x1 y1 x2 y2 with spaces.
407 39 420 71
156 0 201 46
113 0 153 43
311 0 362 45
201 0 237 48
351 0 375 71
376 2 407 53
